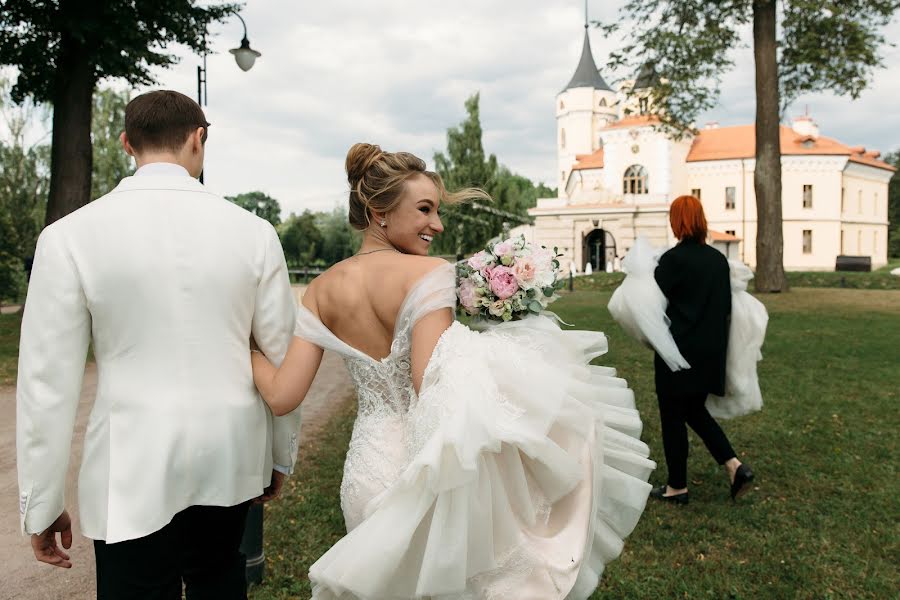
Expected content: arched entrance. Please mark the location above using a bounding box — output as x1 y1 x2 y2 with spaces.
583 229 617 272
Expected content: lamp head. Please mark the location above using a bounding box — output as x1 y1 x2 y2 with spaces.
230 37 261 72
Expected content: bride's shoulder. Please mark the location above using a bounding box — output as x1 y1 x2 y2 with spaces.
395 256 453 290
303 261 365 314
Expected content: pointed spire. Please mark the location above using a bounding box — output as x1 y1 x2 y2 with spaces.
562 2 612 92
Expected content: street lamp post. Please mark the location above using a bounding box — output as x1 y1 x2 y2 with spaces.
196 12 261 183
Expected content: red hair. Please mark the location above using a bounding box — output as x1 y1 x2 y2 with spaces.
669 195 708 242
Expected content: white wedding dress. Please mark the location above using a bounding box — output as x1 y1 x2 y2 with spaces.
294 262 655 599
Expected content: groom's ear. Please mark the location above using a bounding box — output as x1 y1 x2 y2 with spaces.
120 132 136 157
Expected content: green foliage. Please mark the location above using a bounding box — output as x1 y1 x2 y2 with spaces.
601 0 900 135
0 78 49 301
315 207 360 266
248 287 900 599
0 0 241 104
432 93 556 256
227 191 283 227
278 211 323 268
91 87 133 199
885 149 900 258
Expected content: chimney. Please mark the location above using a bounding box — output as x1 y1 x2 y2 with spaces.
791 114 819 139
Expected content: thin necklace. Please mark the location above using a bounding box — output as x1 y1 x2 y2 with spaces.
355 247 399 257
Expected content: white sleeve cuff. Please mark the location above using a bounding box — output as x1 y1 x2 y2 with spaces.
273 464 292 476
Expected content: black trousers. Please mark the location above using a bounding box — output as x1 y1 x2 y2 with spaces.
94 501 251 600
657 391 737 489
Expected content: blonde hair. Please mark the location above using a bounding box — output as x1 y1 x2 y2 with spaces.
345 143 490 230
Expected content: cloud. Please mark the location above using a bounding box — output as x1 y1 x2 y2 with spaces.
128 1 899 217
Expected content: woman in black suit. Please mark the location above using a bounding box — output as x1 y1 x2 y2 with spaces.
650 195 754 504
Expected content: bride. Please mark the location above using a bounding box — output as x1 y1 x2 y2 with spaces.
250 143 655 599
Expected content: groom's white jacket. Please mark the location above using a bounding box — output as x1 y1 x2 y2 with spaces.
16 164 300 543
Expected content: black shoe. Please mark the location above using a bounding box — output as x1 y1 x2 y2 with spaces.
650 485 689 505
730 464 755 501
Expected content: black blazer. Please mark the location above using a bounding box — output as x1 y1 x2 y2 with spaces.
653 238 731 397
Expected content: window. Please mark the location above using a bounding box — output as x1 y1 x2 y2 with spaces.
841 229 845 253
725 187 736 210
691 188 702 200
858 190 862 213
725 229 736 237
802 230 812 254
639 97 649 114
803 184 813 208
561 170 566 183
874 192 878 216
560 128 566 149
559 100 565 110
841 187 845 213
857 230 862 252
622 165 649 194
599 98 607 107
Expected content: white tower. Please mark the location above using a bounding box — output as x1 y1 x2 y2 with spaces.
556 4 617 197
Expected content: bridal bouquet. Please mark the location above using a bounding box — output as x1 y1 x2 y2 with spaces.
457 235 563 322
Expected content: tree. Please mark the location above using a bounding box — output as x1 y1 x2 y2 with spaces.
602 0 899 291
316 206 360 266
227 191 282 226
432 93 552 256
0 0 239 226
278 211 322 268
91 87 133 199
0 78 50 301
886 150 900 259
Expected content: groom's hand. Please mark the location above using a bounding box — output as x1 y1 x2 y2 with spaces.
255 470 285 503
31 510 73 568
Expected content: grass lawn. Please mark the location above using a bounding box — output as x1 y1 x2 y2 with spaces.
0 311 22 386
250 287 899 599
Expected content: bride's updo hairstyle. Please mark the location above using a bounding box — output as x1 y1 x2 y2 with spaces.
346 142 489 230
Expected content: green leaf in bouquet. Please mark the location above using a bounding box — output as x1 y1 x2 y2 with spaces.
543 287 555 297
528 300 543 313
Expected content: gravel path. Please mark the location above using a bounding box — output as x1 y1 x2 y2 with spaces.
0 285 355 599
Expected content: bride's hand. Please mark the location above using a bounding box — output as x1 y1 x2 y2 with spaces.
249 335 261 353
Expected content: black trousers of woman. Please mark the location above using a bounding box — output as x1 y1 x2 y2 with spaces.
657 391 736 489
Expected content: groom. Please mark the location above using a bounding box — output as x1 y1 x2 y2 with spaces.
16 90 300 599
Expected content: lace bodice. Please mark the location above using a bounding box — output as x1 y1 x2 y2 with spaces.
293 262 457 529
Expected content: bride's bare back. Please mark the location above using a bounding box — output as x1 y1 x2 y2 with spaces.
303 253 449 361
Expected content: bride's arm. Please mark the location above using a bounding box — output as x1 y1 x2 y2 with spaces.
410 307 454 394
252 335 324 416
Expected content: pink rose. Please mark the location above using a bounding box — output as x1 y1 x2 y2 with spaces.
487 265 519 300
467 251 491 272
512 256 536 288
458 278 479 313
493 241 513 258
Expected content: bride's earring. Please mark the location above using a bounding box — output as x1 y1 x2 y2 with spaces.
380 220 386 228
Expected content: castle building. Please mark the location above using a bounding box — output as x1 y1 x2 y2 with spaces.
524 19 895 272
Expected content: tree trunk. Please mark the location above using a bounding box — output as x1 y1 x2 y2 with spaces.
752 0 788 292
45 29 94 227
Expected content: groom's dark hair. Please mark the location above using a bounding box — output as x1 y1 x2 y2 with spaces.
124 90 209 153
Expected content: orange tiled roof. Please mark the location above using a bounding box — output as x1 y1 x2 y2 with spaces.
708 230 741 242
602 114 661 130
571 148 604 171
687 125 896 171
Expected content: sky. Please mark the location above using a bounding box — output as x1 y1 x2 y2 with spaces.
73 1 900 215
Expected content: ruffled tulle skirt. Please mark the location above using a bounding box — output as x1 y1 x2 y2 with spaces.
310 315 655 599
